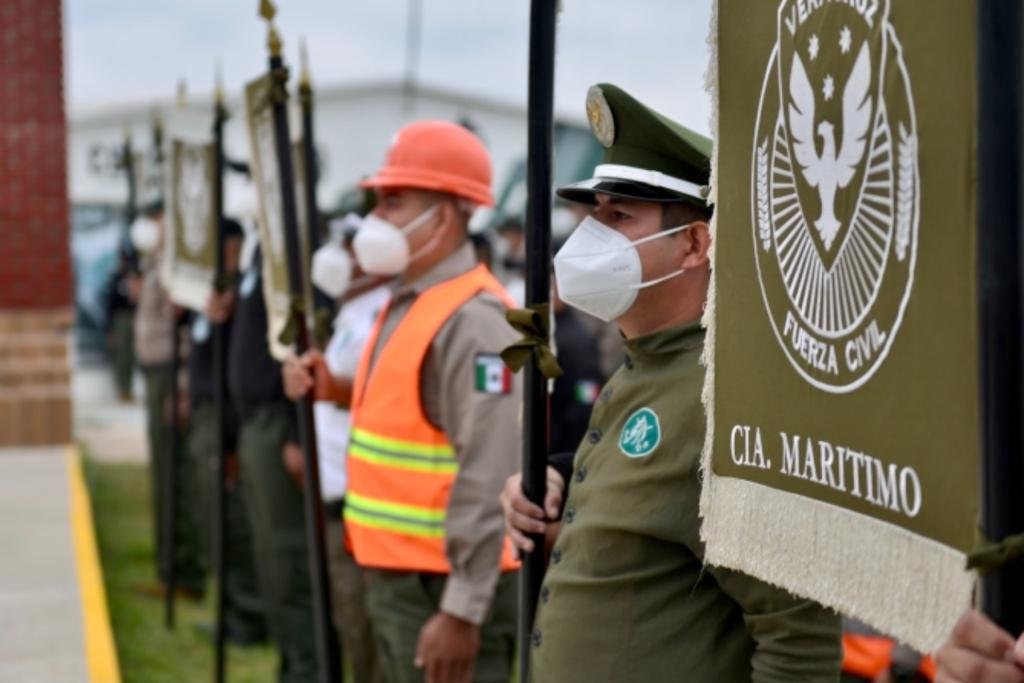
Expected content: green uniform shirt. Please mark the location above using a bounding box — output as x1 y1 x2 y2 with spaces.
529 323 841 683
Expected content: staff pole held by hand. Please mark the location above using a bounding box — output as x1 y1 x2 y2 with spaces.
163 114 179 632
976 0 1024 635
259 3 341 681
519 2 557 680
298 39 333 345
211 70 230 683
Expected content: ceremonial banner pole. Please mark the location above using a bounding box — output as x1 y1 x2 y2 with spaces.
122 131 139 277
976 0 1024 634
258 4 340 681
163 110 179 630
519 2 556 679
165 301 180 629
211 71 229 683
298 40 332 345
123 131 137 228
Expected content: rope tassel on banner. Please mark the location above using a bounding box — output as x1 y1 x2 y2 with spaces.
967 530 1024 575
501 304 563 379
277 297 306 346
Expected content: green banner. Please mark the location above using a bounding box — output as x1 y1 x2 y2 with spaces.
161 139 216 312
701 0 977 651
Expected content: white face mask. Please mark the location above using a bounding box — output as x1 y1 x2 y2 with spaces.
311 240 353 299
352 204 439 275
130 216 160 253
553 215 692 322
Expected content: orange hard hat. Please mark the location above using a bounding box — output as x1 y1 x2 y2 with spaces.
360 120 494 207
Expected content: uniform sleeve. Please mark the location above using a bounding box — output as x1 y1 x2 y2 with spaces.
676 462 842 682
423 295 521 626
707 564 842 682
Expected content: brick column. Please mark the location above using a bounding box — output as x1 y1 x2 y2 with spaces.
0 0 73 445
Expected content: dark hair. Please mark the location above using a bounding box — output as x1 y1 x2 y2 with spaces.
661 201 711 231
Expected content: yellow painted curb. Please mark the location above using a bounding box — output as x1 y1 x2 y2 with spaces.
66 445 122 683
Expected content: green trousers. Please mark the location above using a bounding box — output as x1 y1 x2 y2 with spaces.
191 400 267 640
326 513 381 683
365 570 517 683
142 363 205 593
238 403 316 683
110 310 135 399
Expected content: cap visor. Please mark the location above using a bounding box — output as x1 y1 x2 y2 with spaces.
556 178 705 206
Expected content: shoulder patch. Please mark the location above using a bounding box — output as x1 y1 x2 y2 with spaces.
618 407 661 458
474 353 512 395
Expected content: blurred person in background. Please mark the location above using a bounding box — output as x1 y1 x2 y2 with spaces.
131 200 205 601
104 241 139 401
187 217 267 647
227 240 316 682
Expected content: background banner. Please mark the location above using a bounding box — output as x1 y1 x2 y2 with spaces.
160 138 216 312
244 73 294 361
701 0 977 651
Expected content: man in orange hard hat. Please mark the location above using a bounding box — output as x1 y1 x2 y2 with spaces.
339 120 520 683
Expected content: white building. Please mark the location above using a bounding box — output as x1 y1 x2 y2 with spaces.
68 78 594 218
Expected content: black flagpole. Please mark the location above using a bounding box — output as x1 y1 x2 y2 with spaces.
298 39 333 344
976 0 1024 635
519 2 556 680
162 114 179 631
122 131 139 273
211 73 230 683
259 4 340 681
123 131 137 229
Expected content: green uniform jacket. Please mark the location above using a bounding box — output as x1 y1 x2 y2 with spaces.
529 322 841 683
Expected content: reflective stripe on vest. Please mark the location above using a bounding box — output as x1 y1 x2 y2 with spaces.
344 263 520 573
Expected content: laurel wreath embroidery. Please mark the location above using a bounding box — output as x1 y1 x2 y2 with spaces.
895 123 915 262
756 137 772 251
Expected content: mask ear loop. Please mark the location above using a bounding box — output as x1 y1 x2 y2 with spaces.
563 267 687 299
404 203 447 267
559 219 694 260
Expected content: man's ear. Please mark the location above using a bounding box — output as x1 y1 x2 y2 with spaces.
680 221 712 269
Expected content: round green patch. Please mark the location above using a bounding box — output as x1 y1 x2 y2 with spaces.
618 407 661 458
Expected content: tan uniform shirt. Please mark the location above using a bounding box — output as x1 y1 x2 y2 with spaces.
133 258 175 367
366 242 521 625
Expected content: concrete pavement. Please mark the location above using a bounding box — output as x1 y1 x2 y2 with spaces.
0 356 130 682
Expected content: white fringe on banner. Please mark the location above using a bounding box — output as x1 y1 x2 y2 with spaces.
697 0 973 655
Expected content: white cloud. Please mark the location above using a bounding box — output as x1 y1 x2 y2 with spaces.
67 0 712 134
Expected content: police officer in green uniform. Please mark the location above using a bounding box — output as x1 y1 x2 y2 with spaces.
500 83 842 682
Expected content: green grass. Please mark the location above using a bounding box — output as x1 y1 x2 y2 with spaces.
83 456 278 683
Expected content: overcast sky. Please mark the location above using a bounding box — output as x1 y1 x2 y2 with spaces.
66 0 713 133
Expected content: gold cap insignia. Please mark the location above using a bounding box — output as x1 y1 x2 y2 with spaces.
586 85 615 148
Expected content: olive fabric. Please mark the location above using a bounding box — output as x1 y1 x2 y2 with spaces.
365 570 516 683
529 323 841 682
703 0 977 651
141 362 205 593
190 400 266 642
238 403 316 683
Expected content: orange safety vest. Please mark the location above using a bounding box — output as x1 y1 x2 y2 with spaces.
842 633 936 681
344 263 520 573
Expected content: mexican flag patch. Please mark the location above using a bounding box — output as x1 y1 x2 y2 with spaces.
574 380 600 405
474 354 512 395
